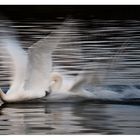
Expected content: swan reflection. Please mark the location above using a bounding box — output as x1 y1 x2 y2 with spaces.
0 101 139 134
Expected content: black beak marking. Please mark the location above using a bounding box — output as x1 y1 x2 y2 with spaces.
45 91 50 97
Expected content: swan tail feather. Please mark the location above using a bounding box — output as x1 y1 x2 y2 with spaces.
0 88 6 102
69 71 103 93
69 71 89 92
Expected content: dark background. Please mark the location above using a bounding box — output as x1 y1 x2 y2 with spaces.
0 5 140 20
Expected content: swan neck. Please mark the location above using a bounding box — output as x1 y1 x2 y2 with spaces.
49 72 63 91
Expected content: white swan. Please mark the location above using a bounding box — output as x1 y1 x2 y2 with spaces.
46 71 95 101
46 71 125 101
47 63 140 102
0 20 70 103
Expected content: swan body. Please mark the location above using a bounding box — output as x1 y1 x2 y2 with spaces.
0 88 45 103
47 72 135 102
47 71 112 101
0 20 71 103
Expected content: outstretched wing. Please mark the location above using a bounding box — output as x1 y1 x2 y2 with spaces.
0 21 28 93
69 70 102 93
23 21 71 91
69 55 105 93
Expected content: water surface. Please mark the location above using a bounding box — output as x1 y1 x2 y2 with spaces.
0 101 140 134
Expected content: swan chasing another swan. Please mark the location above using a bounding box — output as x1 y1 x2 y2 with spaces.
0 20 103 103
0 20 140 103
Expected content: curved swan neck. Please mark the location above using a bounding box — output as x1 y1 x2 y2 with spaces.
49 72 63 91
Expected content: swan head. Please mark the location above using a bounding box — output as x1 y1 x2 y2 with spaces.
49 72 63 92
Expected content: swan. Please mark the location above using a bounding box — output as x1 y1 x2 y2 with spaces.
46 70 125 102
48 71 138 102
46 71 95 101
0 20 71 103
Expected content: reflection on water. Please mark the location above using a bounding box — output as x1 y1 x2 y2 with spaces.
0 101 140 134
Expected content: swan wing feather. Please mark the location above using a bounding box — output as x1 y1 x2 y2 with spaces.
0 22 28 93
23 21 71 91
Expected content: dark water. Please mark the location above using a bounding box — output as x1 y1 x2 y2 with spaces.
0 19 140 134
0 101 140 134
